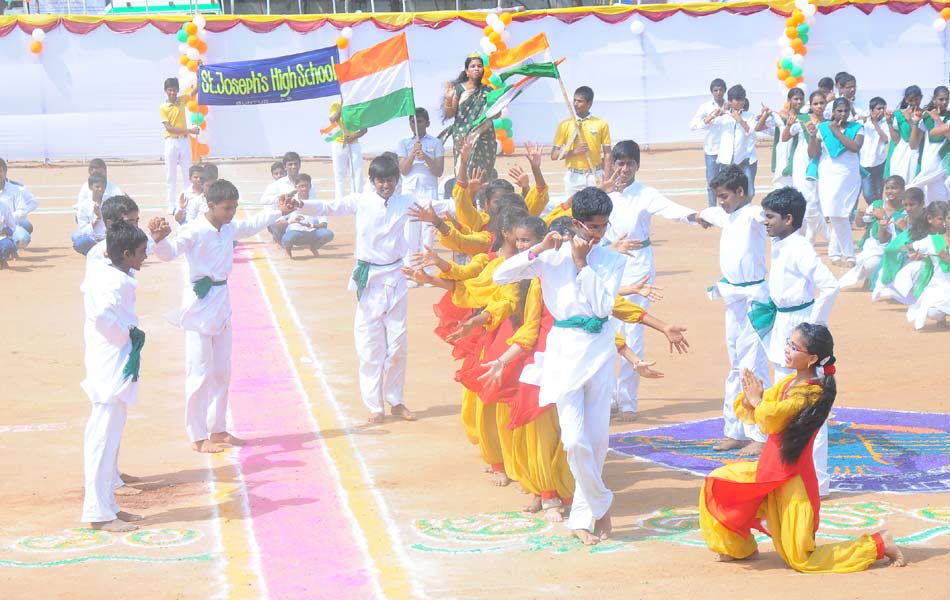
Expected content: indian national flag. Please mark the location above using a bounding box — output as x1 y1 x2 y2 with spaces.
471 58 564 129
489 32 550 71
334 33 416 131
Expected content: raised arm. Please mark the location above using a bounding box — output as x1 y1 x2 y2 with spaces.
298 195 359 218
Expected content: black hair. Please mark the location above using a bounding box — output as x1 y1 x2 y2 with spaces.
572 187 613 222
761 186 806 230
787 87 805 101
924 86 950 113
106 220 148 267
817 77 834 91
478 179 516 211
87 173 107 188
780 323 836 464
869 96 887 111
835 71 855 87
380 151 399 164
709 164 748 195
270 160 285 173
908 195 940 240
189 164 205 177
88 158 107 171
883 174 905 191
899 85 922 110
514 215 547 241
493 192 528 216
0 158 7 171
282 151 301 165
413 107 430 121
489 205 529 252
610 140 640 164
296 173 312 185
101 195 133 225
202 163 219 181
207 179 239 204
710 78 726 91
163 77 179 91
511 215 548 327
548 215 574 238
368 154 400 181
808 90 827 109
726 84 746 102
455 56 485 86
574 86 594 103
831 97 852 116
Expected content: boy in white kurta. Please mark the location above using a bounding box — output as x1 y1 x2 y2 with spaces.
603 141 701 420
754 187 840 495
493 188 628 543
174 165 207 225
700 165 769 455
689 78 727 207
0 199 15 268
0 158 38 249
150 180 296 453
398 108 446 277
297 155 417 423
81 221 148 532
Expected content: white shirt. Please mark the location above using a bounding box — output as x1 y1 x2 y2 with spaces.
80 262 140 406
859 118 891 168
0 201 15 241
261 176 295 206
397 134 444 197
76 197 107 240
690 99 726 156
282 207 327 233
0 179 37 221
700 203 769 305
715 111 757 165
300 191 415 291
76 181 123 210
824 99 868 121
769 233 839 321
493 244 626 406
177 188 208 223
152 210 281 335
606 181 697 284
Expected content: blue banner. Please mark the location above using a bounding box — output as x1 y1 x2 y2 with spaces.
197 46 341 106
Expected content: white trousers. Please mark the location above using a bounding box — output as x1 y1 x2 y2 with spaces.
826 216 855 261
82 402 128 523
184 324 232 442
164 137 192 213
802 185 827 245
558 358 615 532
722 300 768 442
614 295 650 412
404 188 443 274
331 142 364 199
563 169 603 197
773 364 830 496
355 281 408 414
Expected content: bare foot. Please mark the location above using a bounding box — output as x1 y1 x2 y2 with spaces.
523 496 542 513
545 506 564 522
595 513 612 540
391 404 417 421
114 485 143 497
119 473 141 484
491 470 511 487
116 511 144 522
91 519 137 532
737 441 765 457
192 439 224 454
715 550 758 562
210 432 246 446
712 439 750 452
878 530 907 567
367 412 384 424
612 410 638 423
572 528 600 546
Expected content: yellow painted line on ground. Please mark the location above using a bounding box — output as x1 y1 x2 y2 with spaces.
210 455 267 600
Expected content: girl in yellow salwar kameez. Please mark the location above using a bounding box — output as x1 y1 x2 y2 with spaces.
699 323 905 571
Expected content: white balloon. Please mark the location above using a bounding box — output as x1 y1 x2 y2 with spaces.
501 30 511 43
341 26 353 39
778 35 790 47
192 14 206 29
178 66 191 80
31 28 45 42
629 19 645 35
179 43 189 54
186 47 200 60
805 14 816 25
781 46 795 58
791 54 805 67
479 37 495 55
490 20 505 34
935 17 947 32
197 28 208 41
795 0 809 10
802 3 817 17
486 13 501 27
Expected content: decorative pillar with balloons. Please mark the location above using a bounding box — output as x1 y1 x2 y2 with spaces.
335 26 353 50
477 11 516 155
175 14 211 160
28 27 45 54
932 7 950 31
776 0 817 91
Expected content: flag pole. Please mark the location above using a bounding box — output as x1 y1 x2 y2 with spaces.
555 76 598 176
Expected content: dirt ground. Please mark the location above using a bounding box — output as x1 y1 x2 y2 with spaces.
1 147 948 599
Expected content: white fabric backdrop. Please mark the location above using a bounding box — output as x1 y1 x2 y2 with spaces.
1 8 948 161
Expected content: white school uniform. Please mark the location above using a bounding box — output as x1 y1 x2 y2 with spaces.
0 178 37 221
75 198 107 241
871 256 926 305
494 243 626 533
176 188 208 223
887 113 920 186
762 233 839 496
398 133 448 271
859 119 890 171
910 116 950 204
76 181 123 210
700 203 769 443
260 176 295 206
80 262 139 523
787 121 826 244
0 201 14 242
605 182 697 413
906 237 950 329
839 210 897 288
152 210 282 442
300 191 415 415
689 99 725 157
767 114 794 188
714 111 757 167
816 127 862 261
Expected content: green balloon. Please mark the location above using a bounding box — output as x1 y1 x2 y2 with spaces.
781 58 793 70
491 118 503 130
790 66 803 78
177 29 188 43
489 74 502 88
503 126 513 138
499 117 512 129
799 32 809 44
797 23 809 35
480 52 490 66
191 112 204 125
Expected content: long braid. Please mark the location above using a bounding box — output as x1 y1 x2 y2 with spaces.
779 324 837 465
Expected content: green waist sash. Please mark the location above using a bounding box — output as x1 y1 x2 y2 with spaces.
193 277 227 299
122 327 146 383
352 258 403 300
748 299 815 339
708 277 765 293
553 315 609 334
602 237 651 249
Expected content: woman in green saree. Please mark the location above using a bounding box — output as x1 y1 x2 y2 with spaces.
443 56 497 180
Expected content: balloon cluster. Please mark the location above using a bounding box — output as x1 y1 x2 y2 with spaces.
28 27 45 54
336 26 354 50
478 12 515 154
493 117 515 155
175 15 210 158
932 8 950 31
776 0 817 90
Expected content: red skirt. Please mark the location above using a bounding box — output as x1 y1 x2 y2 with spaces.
455 319 530 405
507 310 554 429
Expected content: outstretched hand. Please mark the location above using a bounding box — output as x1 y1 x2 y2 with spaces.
598 169 625 193
635 360 665 379
507 165 529 190
408 202 440 225
619 275 664 303
147 217 172 243
664 324 690 354
609 233 644 255
476 360 505 390
524 141 544 169
410 245 450 272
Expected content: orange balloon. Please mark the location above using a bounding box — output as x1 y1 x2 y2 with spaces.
199 121 207 130
481 75 491 86
786 17 796 28
483 25 492 36
336 37 348 50
187 99 199 112
179 54 190 66
785 76 798 89
792 10 805 25
796 44 808 56
495 41 507 52
185 22 198 35
501 138 515 155
198 105 209 115
29 40 42 54
196 41 208 54
778 69 791 80
488 31 501 44
790 38 804 51
786 26 798 39
197 143 210 157
187 35 199 47
495 128 508 140
187 60 198 73
776 59 783 69
942 7 950 19
500 12 512 25
484 67 492 77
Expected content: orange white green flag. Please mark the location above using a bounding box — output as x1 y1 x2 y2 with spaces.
333 33 415 131
488 32 551 71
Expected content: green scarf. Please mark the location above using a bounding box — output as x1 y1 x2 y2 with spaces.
771 117 798 177
193 277 227 299
748 299 815 340
858 200 884 251
122 327 146 383
818 121 863 158
878 229 913 286
798 114 820 179
911 234 950 298
351 258 403 300
553 315 609 334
